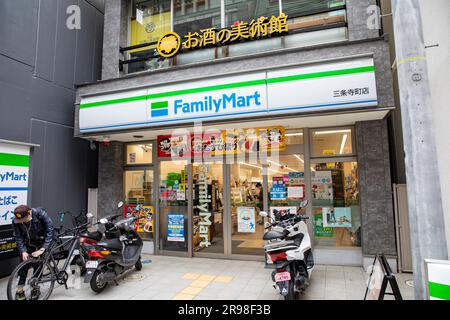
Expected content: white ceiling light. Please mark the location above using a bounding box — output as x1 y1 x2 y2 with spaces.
285 132 304 137
315 129 351 135
294 154 304 163
267 160 296 172
339 134 348 154
239 162 281 174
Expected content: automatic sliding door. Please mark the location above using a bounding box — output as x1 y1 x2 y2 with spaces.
267 154 306 219
158 160 189 253
229 162 265 256
192 162 225 255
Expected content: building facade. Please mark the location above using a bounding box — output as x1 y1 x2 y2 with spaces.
75 0 398 268
0 0 104 276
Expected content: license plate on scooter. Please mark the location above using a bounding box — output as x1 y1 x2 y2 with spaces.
275 272 291 282
85 260 98 269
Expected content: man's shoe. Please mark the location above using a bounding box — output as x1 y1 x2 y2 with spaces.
30 287 41 300
15 290 26 301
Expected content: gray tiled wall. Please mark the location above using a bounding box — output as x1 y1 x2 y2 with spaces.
356 119 397 257
98 142 124 217
101 0 122 80
347 0 381 41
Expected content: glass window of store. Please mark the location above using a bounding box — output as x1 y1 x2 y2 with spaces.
310 127 361 248
158 160 189 252
126 1 347 72
124 143 155 241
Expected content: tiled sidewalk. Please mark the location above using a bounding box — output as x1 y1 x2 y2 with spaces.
0 255 415 300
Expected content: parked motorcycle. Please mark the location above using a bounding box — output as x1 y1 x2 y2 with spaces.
260 200 314 300
83 202 143 293
70 212 123 275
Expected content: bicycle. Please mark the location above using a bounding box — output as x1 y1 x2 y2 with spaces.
6 217 91 300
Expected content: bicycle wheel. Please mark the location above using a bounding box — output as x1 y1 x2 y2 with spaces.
7 258 56 300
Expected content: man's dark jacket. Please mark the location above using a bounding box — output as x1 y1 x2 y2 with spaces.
12 208 54 253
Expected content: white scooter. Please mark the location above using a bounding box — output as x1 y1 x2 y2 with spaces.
260 200 314 300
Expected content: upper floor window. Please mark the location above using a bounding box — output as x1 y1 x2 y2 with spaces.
124 0 347 74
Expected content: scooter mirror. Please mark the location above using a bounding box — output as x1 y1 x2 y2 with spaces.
259 211 268 217
264 222 271 229
117 201 124 209
299 200 309 208
86 213 94 219
99 218 108 224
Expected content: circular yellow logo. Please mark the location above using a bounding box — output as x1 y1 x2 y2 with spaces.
157 32 181 58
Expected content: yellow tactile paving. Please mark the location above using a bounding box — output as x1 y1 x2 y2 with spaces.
198 274 216 281
173 293 196 300
182 273 201 280
176 273 234 300
181 286 204 295
190 280 211 288
213 275 233 283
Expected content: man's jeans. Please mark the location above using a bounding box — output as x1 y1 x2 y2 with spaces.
18 247 43 287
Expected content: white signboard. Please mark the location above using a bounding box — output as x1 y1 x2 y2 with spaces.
79 57 378 133
237 207 256 233
0 142 30 226
267 57 377 114
425 259 450 300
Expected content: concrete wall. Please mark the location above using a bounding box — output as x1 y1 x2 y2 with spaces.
0 0 103 215
420 0 450 258
98 142 124 218
380 0 407 185
0 0 104 276
347 0 381 41
102 0 129 80
356 120 397 257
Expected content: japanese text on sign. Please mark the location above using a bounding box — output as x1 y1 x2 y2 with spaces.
157 13 289 58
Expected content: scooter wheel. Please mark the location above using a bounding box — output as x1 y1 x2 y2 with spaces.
135 258 142 271
284 282 298 300
90 269 108 293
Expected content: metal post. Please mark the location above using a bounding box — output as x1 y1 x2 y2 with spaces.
391 0 448 299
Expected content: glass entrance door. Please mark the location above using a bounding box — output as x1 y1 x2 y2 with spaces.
192 162 225 255
229 162 266 256
158 160 189 254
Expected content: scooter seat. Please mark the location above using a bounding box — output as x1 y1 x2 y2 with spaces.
81 231 103 241
98 238 123 251
263 229 289 241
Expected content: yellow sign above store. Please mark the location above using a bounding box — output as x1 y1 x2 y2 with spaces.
157 13 289 58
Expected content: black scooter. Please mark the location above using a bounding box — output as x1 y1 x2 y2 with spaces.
83 202 143 293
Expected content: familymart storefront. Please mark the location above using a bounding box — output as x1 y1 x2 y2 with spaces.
78 55 394 266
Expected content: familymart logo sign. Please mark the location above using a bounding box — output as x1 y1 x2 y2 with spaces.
151 101 169 117
149 90 264 120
